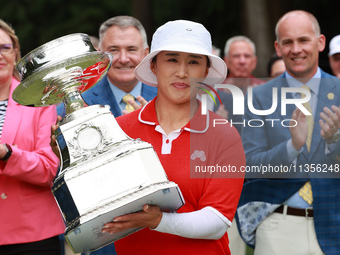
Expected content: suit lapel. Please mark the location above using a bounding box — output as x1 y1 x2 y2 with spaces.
277 77 296 122
92 78 122 117
141 83 157 102
100 80 122 117
309 75 337 158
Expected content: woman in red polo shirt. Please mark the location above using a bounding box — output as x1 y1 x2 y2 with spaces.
101 20 246 255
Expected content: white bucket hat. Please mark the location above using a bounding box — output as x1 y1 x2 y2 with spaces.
329 35 340 56
134 20 227 87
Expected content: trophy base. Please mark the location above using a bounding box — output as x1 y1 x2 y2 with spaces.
63 182 183 253
52 105 184 253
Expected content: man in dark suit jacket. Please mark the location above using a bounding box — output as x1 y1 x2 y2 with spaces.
57 16 157 118
81 76 157 117
236 10 340 255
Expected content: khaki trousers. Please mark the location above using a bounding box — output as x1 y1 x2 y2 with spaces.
254 206 325 255
227 219 246 255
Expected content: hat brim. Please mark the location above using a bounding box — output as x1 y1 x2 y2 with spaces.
134 45 227 87
329 48 340 56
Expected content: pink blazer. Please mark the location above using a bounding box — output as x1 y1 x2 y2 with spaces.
0 78 65 245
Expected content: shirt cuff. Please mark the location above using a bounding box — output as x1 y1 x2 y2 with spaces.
153 207 228 240
325 141 337 154
287 139 303 163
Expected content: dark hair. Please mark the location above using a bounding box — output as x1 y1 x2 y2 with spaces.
267 53 282 76
207 56 211 68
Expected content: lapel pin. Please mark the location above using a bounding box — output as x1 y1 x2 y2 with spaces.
327 92 335 100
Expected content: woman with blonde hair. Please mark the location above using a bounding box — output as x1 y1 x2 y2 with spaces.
0 19 65 255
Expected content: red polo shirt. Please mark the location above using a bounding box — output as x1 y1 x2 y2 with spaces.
115 98 245 255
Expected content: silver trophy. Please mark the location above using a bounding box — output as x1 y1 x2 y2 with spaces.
13 34 184 254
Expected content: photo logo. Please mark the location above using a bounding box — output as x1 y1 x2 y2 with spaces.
197 82 222 115
199 83 312 128
200 84 312 116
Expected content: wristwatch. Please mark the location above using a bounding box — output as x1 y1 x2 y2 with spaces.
328 130 340 143
1 143 12 161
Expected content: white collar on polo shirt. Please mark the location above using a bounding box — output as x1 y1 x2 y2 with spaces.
137 102 210 134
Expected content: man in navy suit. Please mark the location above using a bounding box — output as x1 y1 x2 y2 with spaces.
236 10 340 255
57 16 157 118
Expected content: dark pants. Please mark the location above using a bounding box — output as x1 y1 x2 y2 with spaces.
0 236 60 255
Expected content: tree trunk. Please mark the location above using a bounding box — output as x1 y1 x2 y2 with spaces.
242 0 273 77
132 0 153 48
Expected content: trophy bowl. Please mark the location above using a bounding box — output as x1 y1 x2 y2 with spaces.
13 33 112 116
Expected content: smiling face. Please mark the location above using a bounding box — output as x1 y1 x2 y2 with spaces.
150 51 209 106
274 12 325 79
100 25 149 92
0 28 16 86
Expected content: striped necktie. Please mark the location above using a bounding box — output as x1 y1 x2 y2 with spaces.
298 85 313 205
122 94 135 113
299 181 313 205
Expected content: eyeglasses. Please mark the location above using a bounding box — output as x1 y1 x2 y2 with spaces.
0 44 14 55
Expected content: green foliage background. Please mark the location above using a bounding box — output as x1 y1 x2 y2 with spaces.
1 0 339 75
1 0 240 57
